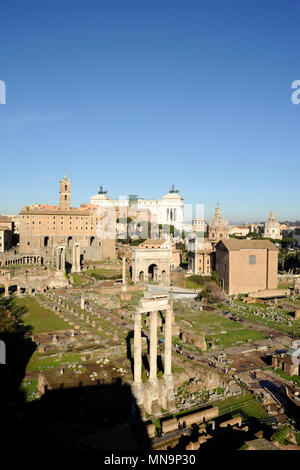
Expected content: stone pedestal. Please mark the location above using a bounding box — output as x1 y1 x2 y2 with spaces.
144 381 160 416
163 374 176 411
48 270 69 289
120 291 131 301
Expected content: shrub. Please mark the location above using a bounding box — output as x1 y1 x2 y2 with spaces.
201 281 226 304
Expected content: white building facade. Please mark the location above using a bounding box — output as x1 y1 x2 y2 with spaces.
90 185 184 232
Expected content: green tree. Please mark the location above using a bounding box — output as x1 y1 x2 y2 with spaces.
0 297 32 337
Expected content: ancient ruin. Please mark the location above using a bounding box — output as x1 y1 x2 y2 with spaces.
131 245 171 285
133 291 176 415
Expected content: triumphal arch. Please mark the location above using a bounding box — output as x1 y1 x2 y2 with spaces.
132 291 176 416
131 246 171 285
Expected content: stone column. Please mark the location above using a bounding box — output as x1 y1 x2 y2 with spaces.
4 283 9 297
56 248 60 270
61 247 66 271
163 306 176 411
149 311 158 383
164 308 172 377
144 309 160 416
71 243 81 273
57 245 66 271
52 247 55 267
169 285 173 312
121 257 126 291
81 294 85 310
133 310 144 405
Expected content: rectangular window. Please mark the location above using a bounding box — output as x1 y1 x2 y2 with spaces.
249 255 256 264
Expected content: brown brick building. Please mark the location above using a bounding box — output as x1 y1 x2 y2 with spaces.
215 239 278 295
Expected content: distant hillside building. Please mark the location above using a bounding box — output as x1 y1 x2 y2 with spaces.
192 217 207 234
230 225 250 237
292 228 300 247
263 211 282 240
249 223 264 234
215 239 278 295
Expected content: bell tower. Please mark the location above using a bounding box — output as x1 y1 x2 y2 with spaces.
59 175 71 210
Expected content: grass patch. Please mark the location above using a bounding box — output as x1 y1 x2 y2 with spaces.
266 366 300 387
21 377 38 402
220 300 300 336
174 303 265 349
86 266 129 281
71 273 92 287
13 296 69 333
26 351 87 372
277 284 293 289
271 426 294 444
185 275 211 290
214 392 269 420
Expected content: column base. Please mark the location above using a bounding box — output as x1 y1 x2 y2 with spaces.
132 381 144 407
71 266 81 273
144 380 160 416
163 374 176 412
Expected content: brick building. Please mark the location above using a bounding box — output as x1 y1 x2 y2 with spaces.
215 239 278 295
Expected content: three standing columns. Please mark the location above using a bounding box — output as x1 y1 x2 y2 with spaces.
133 304 175 414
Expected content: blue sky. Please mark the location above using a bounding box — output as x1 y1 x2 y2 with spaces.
0 0 299 223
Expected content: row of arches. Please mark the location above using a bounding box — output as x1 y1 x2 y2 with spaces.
138 264 167 283
44 236 97 247
0 283 48 296
0 256 43 267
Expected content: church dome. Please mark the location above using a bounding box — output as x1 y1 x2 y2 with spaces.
209 204 229 227
265 211 280 229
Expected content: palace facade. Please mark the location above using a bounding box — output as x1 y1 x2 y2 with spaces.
19 176 116 263
90 185 184 232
